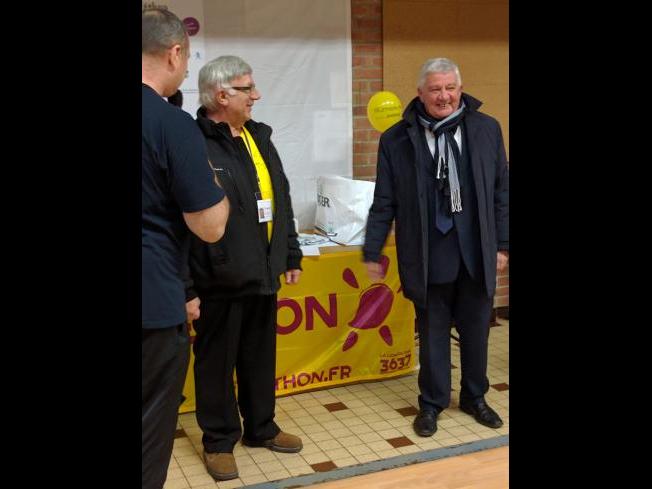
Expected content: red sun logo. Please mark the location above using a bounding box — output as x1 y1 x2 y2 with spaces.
341 255 401 351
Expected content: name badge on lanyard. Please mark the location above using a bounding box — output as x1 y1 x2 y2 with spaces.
257 198 273 223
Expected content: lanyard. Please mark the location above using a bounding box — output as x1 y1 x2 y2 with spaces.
241 128 253 158
241 128 263 198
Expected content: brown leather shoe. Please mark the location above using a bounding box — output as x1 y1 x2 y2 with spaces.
242 431 303 453
203 451 238 481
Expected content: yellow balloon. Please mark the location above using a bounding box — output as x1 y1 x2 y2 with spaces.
367 91 403 132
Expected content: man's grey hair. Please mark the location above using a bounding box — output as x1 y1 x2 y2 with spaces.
418 58 462 88
199 56 253 111
142 8 188 56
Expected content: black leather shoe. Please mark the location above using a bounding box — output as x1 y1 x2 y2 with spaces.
413 410 438 437
459 400 503 428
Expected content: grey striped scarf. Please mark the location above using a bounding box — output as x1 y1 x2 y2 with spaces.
416 102 466 213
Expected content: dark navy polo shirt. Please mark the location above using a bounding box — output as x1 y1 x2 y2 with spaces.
142 84 224 329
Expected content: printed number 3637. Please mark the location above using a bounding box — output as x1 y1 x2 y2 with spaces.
380 353 411 373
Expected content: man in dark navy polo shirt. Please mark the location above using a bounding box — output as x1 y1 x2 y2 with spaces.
142 8 230 489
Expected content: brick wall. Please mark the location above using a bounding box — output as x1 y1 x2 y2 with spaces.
495 265 509 308
351 0 383 182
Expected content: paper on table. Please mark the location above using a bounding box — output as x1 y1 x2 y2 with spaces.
298 233 345 256
297 233 330 246
300 245 321 256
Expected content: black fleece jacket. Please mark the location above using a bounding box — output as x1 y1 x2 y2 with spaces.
185 109 302 300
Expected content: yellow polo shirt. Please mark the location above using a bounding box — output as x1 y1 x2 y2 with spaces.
241 127 274 240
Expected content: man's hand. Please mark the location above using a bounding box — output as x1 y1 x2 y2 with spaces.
186 297 201 322
497 251 509 273
285 269 301 285
365 261 385 281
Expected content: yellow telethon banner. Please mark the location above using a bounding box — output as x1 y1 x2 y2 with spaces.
180 246 416 413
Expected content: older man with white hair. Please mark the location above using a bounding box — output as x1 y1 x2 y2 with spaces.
184 55 303 481
364 57 509 438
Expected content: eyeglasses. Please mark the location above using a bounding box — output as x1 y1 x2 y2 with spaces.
226 84 258 95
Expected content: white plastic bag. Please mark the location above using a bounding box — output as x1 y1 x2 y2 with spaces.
314 175 375 245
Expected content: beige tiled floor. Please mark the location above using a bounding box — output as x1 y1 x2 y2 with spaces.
165 320 509 488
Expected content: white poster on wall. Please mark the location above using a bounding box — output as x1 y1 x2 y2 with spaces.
143 0 352 229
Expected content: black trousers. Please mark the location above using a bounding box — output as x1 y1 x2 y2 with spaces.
193 294 280 453
142 324 189 489
415 265 493 413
